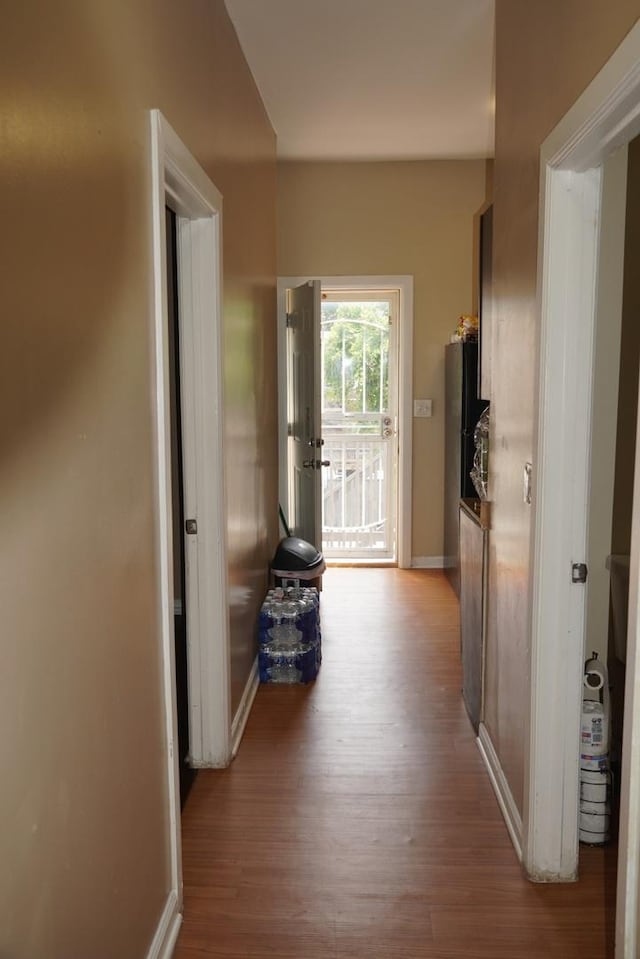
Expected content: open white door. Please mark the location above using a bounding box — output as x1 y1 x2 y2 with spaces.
286 281 323 547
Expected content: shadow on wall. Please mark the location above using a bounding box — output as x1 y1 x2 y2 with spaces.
1 5 140 466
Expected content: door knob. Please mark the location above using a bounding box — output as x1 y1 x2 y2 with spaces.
303 459 331 469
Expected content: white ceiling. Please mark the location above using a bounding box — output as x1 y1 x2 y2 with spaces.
225 0 495 161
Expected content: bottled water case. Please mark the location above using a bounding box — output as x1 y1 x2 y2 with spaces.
258 586 321 684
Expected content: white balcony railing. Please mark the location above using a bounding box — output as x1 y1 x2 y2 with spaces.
321 435 390 555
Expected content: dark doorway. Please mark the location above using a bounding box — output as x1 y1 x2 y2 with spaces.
166 206 196 807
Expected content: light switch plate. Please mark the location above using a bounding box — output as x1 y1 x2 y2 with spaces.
414 399 433 418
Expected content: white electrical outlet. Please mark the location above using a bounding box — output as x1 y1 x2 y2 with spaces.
414 399 433 418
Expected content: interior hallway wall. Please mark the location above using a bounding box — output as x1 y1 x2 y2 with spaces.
277 160 488 561
0 1 276 956
487 0 640 818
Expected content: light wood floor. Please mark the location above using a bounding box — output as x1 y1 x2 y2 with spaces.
174 568 616 958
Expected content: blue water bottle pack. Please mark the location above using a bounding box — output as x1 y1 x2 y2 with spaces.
258 586 321 684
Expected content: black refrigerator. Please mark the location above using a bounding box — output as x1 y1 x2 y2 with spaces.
444 340 487 596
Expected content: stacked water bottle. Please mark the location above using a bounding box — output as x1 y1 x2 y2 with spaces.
258 585 321 684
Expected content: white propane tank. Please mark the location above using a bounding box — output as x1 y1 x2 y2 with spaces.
579 653 610 845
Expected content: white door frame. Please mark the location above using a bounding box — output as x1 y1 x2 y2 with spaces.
526 19 640 948
277 275 413 568
149 108 232 915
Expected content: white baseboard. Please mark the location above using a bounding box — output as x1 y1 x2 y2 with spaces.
146 890 182 959
411 556 446 568
477 722 523 861
231 655 259 757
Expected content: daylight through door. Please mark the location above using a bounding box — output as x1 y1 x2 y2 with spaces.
321 291 399 560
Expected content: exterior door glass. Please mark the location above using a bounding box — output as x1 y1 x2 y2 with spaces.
321 292 398 560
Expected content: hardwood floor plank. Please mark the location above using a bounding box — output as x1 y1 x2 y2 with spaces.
175 569 615 958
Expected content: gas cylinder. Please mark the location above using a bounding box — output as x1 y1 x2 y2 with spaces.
579 652 610 844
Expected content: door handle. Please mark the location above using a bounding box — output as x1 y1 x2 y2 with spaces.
307 438 325 448
303 459 331 470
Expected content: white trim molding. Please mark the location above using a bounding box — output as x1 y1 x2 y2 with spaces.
150 109 183 910
477 724 523 863
231 657 260 758
145 892 182 959
277 275 414 569
411 556 446 569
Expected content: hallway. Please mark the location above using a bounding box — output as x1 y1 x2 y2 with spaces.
174 569 615 958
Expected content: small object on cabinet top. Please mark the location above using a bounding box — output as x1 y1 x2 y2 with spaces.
452 314 479 342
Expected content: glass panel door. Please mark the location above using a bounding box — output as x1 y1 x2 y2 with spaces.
321 291 398 560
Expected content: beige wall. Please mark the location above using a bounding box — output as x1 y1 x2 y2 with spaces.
0 2 276 956
487 0 640 816
277 160 488 560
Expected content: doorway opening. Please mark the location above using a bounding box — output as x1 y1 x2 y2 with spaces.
277 274 413 569
320 290 399 562
603 135 640 842
150 110 232 944
165 206 196 807
578 133 640 953
516 22 640 955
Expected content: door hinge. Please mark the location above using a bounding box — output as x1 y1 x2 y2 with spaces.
285 312 294 329
571 562 588 584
